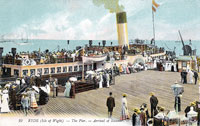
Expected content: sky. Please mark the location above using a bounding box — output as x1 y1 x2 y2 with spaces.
0 0 200 40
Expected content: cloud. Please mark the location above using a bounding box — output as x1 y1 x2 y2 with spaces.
3 0 200 41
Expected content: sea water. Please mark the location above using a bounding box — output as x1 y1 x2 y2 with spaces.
0 39 199 56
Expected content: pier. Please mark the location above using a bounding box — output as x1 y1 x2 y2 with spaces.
1 70 198 119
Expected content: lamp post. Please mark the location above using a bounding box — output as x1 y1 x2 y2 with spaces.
171 81 184 126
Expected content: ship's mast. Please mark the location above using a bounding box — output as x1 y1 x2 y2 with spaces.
152 6 156 45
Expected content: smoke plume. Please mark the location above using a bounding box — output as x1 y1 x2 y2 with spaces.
93 0 124 13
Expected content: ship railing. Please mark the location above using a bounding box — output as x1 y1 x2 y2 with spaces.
3 57 83 65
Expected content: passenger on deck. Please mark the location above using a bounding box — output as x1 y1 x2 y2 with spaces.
121 93 129 120
52 79 58 98
106 72 110 88
183 70 188 84
21 93 30 116
139 107 145 126
93 75 97 89
132 108 138 126
171 64 174 72
119 64 123 75
27 88 38 109
142 103 150 123
181 71 184 83
184 102 196 117
188 69 194 84
154 107 165 126
70 82 75 98
150 92 158 118
106 92 115 118
1 88 10 113
193 70 199 85
64 80 71 98
9 85 17 110
39 87 49 105
99 73 103 88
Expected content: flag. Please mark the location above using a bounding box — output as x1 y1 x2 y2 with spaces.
152 0 159 12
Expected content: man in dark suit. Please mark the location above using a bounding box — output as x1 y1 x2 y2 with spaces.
193 71 199 85
106 92 115 118
150 92 158 118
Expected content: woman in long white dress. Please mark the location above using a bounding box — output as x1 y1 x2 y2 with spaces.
121 94 129 120
1 89 10 113
188 69 194 84
106 73 110 88
99 73 103 88
64 80 71 98
153 59 157 69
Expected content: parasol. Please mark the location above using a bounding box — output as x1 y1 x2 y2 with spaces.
96 68 103 72
32 86 39 92
69 77 77 82
40 87 48 94
5 83 11 88
86 70 95 75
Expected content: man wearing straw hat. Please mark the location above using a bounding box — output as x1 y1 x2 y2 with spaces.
184 102 196 117
150 92 158 118
132 108 140 126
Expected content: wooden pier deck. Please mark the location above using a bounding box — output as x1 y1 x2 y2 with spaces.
1 70 198 119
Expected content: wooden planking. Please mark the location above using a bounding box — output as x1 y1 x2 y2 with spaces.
1 70 198 119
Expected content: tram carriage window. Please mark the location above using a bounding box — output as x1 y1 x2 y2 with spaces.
84 65 87 71
63 66 67 73
182 62 187 67
23 70 28 76
68 66 72 72
14 69 19 76
89 64 92 70
57 67 61 73
74 66 78 72
30 69 35 76
79 65 82 71
51 67 55 74
37 68 42 75
44 68 49 75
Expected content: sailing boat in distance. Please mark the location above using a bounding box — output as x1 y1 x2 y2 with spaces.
14 34 32 46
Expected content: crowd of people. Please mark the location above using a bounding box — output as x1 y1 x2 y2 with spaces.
113 63 147 76
0 75 59 115
180 69 199 84
106 90 200 126
106 91 170 126
64 80 75 98
4 48 82 65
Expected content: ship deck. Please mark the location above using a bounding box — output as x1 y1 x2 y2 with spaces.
1 70 198 119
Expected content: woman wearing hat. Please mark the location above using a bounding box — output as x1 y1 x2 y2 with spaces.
26 88 38 109
135 110 141 126
132 108 138 126
184 102 196 117
121 93 129 120
1 87 10 113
